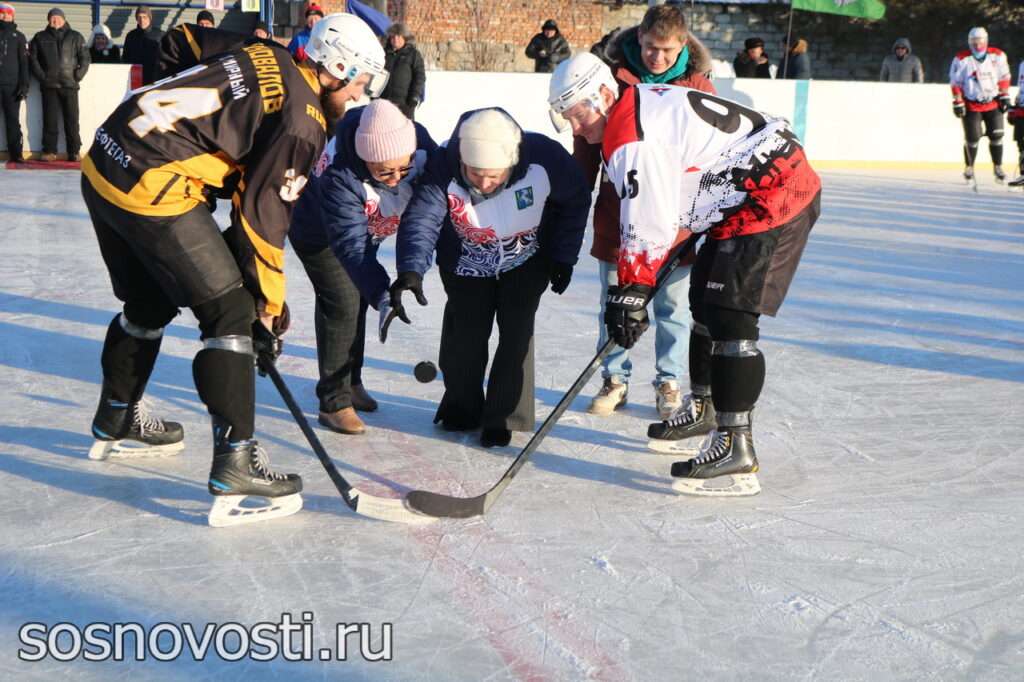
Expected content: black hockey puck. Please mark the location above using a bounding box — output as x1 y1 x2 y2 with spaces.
414 361 438 383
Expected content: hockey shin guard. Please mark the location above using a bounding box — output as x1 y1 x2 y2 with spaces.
710 341 765 414
990 135 1004 166
689 321 714 396
193 342 256 443
100 313 165 403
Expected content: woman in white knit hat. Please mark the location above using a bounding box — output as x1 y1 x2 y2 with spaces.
387 108 591 448
289 99 438 435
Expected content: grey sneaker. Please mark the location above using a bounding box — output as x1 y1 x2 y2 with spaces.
655 380 682 419
588 377 627 416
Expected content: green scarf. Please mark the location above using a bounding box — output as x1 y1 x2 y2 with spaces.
623 37 690 84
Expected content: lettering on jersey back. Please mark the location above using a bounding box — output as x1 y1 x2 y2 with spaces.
242 44 285 113
219 55 250 101
306 104 326 132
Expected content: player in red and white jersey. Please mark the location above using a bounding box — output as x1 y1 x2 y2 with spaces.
1008 60 1024 187
949 27 1012 182
548 52 821 496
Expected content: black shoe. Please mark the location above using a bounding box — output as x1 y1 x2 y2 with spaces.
208 437 302 498
647 393 715 441
435 411 480 432
480 428 512 448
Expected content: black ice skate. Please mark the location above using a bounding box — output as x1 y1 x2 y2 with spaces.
994 165 1006 183
89 390 184 461
207 436 303 527
646 392 715 454
963 165 974 180
1009 174 1024 187
669 416 761 497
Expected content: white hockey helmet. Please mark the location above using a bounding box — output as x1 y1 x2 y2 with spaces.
547 52 618 133
305 13 389 97
967 27 988 43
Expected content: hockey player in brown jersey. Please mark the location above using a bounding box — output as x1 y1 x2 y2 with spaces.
82 13 388 527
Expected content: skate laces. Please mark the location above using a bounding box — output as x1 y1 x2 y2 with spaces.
694 430 730 464
666 394 704 426
250 443 289 482
132 399 165 435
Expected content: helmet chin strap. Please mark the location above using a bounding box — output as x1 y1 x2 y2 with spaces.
315 63 349 92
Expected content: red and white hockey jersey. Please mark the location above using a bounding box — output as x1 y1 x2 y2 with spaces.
601 85 820 287
949 48 1011 111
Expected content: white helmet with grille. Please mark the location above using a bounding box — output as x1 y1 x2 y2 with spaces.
305 13 389 97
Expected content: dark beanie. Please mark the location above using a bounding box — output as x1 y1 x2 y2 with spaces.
744 37 764 50
542 19 557 31
196 10 214 24
47 7 66 20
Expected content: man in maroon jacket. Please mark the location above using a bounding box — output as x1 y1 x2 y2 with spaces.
572 3 715 420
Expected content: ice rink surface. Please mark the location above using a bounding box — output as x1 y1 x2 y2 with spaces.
0 168 1022 680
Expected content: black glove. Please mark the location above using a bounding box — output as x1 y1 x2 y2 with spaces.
997 94 1011 113
14 87 27 101
381 271 428 343
953 101 965 118
604 284 651 349
549 261 573 295
252 319 282 372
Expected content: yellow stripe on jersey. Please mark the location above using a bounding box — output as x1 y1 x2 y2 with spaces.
182 25 202 60
232 181 286 316
296 61 321 97
82 152 235 217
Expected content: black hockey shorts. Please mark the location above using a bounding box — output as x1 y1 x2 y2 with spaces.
962 108 1004 144
82 176 244 315
689 190 821 318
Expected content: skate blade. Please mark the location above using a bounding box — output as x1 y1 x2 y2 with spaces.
208 493 303 528
88 440 185 461
672 473 761 497
647 438 702 455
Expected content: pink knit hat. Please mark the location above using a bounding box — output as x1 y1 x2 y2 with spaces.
355 100 416 163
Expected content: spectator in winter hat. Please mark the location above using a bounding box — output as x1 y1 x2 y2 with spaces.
89 24 121 64
195 10 215 29
122 5 161 84
0 1 29 162
779 37 811 79
525 19 570 73
880 38 923 83
379 22 425 120
733 37 772 78
30 8 90 160
253 22 270 39
390 108 590 448
288 99 439 433
287 3 324 61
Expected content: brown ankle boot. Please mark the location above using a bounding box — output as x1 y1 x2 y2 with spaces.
351 384 378 412
318 407 365 435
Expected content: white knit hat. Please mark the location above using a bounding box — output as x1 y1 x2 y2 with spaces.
458 110 521 170
354 100 417 163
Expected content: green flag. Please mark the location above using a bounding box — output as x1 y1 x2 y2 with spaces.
791 0 886 20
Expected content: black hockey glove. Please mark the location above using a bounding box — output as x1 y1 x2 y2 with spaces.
952 101 965 118
14 87 28 101
549 261 573 295
997 94 1011 113
252 320 282 374
604 284 651 350
381 271 428 343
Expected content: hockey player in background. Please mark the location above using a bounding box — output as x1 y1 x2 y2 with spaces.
1007 60 1024 187
548 53 821 496
949 27 1011 183
82 13 388 526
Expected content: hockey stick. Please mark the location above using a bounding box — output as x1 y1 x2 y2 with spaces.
405 234 701 519
257 354 434 525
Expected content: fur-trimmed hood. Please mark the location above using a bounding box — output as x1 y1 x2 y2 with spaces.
592 25 713 78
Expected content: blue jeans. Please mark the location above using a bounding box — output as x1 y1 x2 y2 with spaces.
597 259 691 386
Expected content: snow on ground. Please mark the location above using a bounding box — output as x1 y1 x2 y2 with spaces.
0 168 1021 680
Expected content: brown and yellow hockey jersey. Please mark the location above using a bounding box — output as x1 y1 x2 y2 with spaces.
82 41 327 316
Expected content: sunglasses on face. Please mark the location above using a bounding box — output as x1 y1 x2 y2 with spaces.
372 164 414 180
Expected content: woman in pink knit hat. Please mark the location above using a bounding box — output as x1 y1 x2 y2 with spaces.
289 100 438 435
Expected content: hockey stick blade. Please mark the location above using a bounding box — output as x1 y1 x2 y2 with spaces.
259 356 433 525
405 235 702 519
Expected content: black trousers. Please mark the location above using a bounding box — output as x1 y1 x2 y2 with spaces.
962 108 1004 167
0 85 23 159
41 87 81 156
437 256 549 432
1012 118 1024 172
294 244 367 413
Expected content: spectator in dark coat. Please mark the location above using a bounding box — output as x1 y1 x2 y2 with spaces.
779 37 811 79
253 22 271 40
379 22 425 120
30 8 89 160
525 19 570 73
733 37 771 78
880 37 923 83
88 24 121 64
0 2 29 162
122 5 161 85
195 10 215 29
